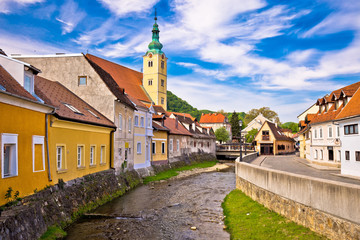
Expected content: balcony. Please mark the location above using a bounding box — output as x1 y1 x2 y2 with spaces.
262 135 270 141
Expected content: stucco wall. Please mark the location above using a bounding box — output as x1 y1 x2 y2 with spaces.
235 161 360 239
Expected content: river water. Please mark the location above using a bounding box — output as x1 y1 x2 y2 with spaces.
65 162 235 240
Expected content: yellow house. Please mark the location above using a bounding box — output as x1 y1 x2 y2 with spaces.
152 116 169 165
0 65 54 206
255 121 295 155
35 76 116 183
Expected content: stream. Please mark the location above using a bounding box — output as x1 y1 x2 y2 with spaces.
65 162 235 240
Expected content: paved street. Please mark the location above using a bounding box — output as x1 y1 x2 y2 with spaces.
250 155 360 185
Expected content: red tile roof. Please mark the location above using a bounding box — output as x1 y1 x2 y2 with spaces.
86 54 152 104
310 103 343 124
153 105 166 114
199 113 226 123
152 120 169 132
336 88 360 120
126 94 148 109
163 118 192 136
35 76 116 128
0 65 37 101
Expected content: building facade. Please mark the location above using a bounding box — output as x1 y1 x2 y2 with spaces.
199 113 232 141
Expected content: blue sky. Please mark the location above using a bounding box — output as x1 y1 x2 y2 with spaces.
1 0 360 122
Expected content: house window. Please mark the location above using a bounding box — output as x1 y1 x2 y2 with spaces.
194 142 196 147
328 126 332 138
177 139 180 152
77 145 84 167
262 130 269 140
137 142 141 154
170 139 173 152
344 124 358 135
314 129 317 139
314 150 318 159
161 97 164 105
148 79 153 86
118 114 122 130
207 142 210 148
344 98 348 106
90 146 95 165
319 128 323 138
336 126 340 137
56 146 65 170
63 103 82 114
338 150 341 162
78 76 87 86
161 61 164 69
148 117 151 127
140 117 144 127
128 117 132 132
161 79 164 87
161 142 165 154
119 148 122 159
320 150 323 160
148 61 153 67
345 151 350 160
2 133 18 178
356 151 360 162
134 115 139 126
24 73 34 94
152 142 156 154
32 135 45 172
100 146 105 164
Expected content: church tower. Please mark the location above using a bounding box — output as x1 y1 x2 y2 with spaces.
143 12 167 110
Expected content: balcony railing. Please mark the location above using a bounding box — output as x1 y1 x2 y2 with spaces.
262 135 269 140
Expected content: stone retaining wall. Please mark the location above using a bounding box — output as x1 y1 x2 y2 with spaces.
236 161 360 240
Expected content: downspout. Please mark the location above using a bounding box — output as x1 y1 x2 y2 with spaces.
45 113 54 182
110 129 116 169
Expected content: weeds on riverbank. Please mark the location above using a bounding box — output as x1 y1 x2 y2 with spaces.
39 226 67 240
222 190 327 240
143 160 217 184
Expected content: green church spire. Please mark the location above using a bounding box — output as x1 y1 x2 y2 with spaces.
147 9 163 54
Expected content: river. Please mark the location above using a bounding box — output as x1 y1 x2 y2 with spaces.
65 162 235 240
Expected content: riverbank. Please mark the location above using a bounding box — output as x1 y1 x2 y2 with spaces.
222 189 326 239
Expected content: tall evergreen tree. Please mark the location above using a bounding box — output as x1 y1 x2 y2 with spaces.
230 111 240 138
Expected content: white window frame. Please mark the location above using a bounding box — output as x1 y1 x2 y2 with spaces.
170 139 173 152
336 126 340 137
24 72 34 94
319 128 323 139
134 115 139 127
328 126 332 138
56 145 65 170
100 145 106 164
314 149 318 159
118 114 122 130
140 117 144 127
32 135 45 172
137 142 142 154
1 133 18 178
90 145 96 165
152 141 156 155
161 142 165 154
177 139 180 152
314 129 317 139
128 117 132 133
77 145 84 168
320 150 323 160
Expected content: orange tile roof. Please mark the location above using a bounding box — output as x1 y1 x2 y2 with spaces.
336 88 360 120
153 105 166 114
310 103 343 124
35 76 115 128
86 54 152 104
163 118 192 136
199 113 226 123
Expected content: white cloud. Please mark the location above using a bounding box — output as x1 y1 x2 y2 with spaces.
97 0 159 17
0 0 44 14
0 31 69 55
286 49 317 64
56 0 86 34
176 62 230 81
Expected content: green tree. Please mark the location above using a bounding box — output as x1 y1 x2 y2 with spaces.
280 122 299 133
244 107 280 125
230 111 240 138
215 127 230 143
245 129 258 143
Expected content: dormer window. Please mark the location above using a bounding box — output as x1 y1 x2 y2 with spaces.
344 97 348 106
24 73 34 94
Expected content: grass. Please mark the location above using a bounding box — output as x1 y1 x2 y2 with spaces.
222 190 327 240
39 226 67 240
143 160 217 184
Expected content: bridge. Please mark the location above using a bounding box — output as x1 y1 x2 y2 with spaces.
216 143 255 159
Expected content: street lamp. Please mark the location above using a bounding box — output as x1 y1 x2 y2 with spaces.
239 119 243 162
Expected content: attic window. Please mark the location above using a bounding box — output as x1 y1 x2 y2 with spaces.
78 76 87 86
86 109 99 118
0 84 5 91
63 103 82 114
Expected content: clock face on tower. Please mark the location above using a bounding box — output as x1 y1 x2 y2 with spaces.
148 53 153 58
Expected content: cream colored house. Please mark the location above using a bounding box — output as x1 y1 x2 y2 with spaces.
243 113 270 136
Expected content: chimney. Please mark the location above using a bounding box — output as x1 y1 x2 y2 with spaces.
201 113 204 116
161 117 165 127
214 113 217 116
175 116 178 129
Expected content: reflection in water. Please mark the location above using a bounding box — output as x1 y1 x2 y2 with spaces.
66 163 235 240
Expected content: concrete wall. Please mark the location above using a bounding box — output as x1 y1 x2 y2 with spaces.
235 161 360 239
